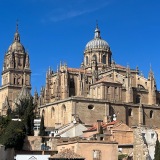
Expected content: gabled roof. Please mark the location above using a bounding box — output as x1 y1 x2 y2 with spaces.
50 148 84 159
83 121 118 133
111 122 133 131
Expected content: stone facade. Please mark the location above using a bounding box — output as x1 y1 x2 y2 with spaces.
0 25 31 115
36 24 160 129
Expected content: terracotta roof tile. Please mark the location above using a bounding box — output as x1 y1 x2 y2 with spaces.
84 121 118 132
51 148 84 159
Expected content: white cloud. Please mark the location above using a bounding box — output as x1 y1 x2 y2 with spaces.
42 1 111 22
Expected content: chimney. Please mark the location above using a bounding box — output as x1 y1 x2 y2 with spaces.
97 120 103 133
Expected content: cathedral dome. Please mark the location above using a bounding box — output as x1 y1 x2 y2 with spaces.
85 26 109 50
8 27 25 53
8 41 25 52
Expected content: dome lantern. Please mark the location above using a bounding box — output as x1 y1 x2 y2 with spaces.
94 24 101 39
14 22 20 42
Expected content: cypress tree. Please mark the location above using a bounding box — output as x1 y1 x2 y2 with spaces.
39 115 46 136
154 134 160 160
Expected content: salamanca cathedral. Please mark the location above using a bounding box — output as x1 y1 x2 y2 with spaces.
0 24 160 129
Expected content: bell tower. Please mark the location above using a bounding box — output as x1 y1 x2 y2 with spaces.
0 24 31 115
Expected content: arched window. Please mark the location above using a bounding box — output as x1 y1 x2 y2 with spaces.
138 84 145 89
107 86 111 94
150 110 153 118
115 87 118 95
14 77 16 84
86 56 88 65
102 55 106 64
92 55 97 61
51 107 55 118
61 104 66 117
70 78 75 88
128 108 133 116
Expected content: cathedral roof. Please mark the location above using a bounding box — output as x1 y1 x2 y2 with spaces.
85 25 109 50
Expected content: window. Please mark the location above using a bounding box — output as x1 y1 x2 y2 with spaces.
14 77 16 84
128 108 133 117
115 87 118 95
138 84 145 89
136 95 141 104
92 55 97 61
93 150 101 160
102 55 106 64
70 78 75 88
51 107 55 118
107 86 111 94
61 104 66 117
151 133 155 139
86 56 88 65
88 104 94 110
150 110 153 118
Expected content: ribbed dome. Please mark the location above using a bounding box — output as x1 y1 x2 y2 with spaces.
8 27 25 53
85 26 109 50
8 41 25 52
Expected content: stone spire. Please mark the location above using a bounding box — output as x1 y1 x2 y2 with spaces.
148 64 154 80
25 54 30 69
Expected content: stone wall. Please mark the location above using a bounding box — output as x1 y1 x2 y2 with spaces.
57 140 118 160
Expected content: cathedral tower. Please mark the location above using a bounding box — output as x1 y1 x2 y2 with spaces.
0 25 31 115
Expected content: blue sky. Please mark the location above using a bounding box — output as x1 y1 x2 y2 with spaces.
0 0 160 94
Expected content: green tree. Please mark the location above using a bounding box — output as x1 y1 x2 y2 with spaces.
23 98 35 136
0 121 26 150
0 116 11 137
154 135 160 160
39 115 46 136
13 97 35 136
